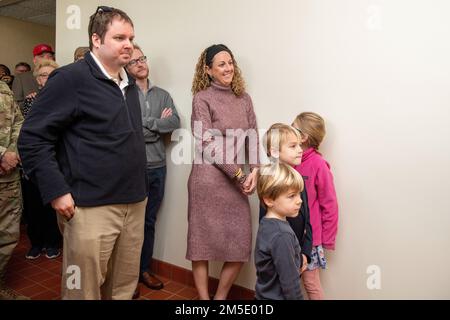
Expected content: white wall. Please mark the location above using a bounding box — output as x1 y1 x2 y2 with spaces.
56 0 450 299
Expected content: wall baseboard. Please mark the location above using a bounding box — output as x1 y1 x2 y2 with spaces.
152 259 255 300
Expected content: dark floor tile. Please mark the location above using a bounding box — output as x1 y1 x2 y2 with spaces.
17 284 48 297
162 281 185 294
177 287 198 300
167 294 187 300
26 270 57 283
39 275 61 289
6 227 213 301
241 288 256 300
144 290 173 300
6 276 37 291
31 290 59 300
172 265 187 285
157 263 172 279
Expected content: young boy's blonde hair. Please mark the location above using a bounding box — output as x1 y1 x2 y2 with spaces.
263 123 301 157
292 112 326 150
257 163 304 209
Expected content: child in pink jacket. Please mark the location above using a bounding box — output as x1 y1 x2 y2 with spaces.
292 112 338 300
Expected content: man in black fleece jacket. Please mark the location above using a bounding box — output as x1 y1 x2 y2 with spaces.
18 6 147 300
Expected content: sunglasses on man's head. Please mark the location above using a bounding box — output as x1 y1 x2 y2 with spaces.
90 6 114 34
95 6 113 15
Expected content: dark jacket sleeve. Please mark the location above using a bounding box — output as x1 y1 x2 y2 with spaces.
17 70 77 204
301 187 313 263
271 233 302 300
11 73 24 105
12 72 38 109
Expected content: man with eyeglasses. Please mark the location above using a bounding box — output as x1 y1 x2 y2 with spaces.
126 45 180 291
12 44 55 109
18 7 147 300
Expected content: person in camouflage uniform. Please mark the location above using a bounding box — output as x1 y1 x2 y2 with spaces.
0 80 28 300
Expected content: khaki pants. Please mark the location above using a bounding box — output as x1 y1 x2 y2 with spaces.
58 199 147 300
0 180 22 283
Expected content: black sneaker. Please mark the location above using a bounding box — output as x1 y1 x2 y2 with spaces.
45 247 60 259
25 247 42 260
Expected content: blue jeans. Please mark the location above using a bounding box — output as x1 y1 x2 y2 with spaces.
140 166 166 275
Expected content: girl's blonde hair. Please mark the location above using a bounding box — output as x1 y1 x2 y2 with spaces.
263 123 301 157
257 163 304 209
33 59 59 78
191 45 246 96
292 112 326 150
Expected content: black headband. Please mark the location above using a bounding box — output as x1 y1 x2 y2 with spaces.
205 44 231 66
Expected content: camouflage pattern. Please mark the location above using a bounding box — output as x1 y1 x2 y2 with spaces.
0 178 27 299
0 80 23 183
0 81 23 288
0 180 22 282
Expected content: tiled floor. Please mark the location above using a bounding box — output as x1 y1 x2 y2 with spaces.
4 225 199 300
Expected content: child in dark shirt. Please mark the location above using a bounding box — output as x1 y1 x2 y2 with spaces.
255 163 305 300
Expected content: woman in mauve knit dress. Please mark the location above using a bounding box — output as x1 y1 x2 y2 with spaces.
187 44 259 300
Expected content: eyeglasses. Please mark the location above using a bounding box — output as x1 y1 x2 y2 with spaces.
37 73 50 78
127 56 147 67
89 6 114 34
95 6 113 15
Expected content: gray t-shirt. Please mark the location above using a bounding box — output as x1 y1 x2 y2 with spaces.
255 217 303 300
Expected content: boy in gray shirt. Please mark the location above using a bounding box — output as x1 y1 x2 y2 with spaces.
255 163 306 300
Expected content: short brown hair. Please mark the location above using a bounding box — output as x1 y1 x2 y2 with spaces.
15 62 31 72
73 46 89 62
88 6 134 50
292 112 326 150
257 163 304 209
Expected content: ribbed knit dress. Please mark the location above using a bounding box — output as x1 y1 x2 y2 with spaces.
186 81 259 262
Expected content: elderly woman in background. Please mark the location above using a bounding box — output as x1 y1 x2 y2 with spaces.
187 44 259 300
21 60 59 117
20 59 62 260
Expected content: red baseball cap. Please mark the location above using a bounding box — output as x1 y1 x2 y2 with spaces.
33 44 55 57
